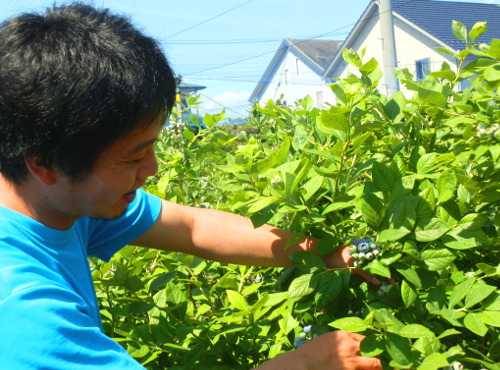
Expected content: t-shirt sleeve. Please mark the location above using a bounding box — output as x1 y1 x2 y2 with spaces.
0 284 145 369
86 189 162 261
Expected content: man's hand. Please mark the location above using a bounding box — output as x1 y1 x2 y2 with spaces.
255 331 382 369
326 244 381 285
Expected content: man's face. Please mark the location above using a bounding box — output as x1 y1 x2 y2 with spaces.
47 120 163 226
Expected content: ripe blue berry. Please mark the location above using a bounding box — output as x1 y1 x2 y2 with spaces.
357 242 371 253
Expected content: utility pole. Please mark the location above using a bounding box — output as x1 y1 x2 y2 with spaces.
379 0 399 96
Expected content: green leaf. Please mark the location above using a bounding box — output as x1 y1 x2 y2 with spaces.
385 332 413 367
302 175 324 202
401 280 417 308
481 311 500 327
315 272 343 307
288 274 319 298
448 277 476 308
393 197 418 230
342 48 362 67
438 329 461 339
317 110 349 138
452 20 468 42
487 38 500 59
437 170 457 203
165 281 187 304
251 155 277 176
226 290 248 311
417 87 447 107
416 153 437 175
372 161 396 191
436 47 456 56
464 312 488 336
322 201 354 214
469 21 488 42
289 251 326 274
247 196 279 213
378 227 411 242
358 192 385 230
384 91 406 120
442 229 488 250
465 280 497 309
360 334 385 357
316 235 338 256
330 316 369 332
366 259 392 279
415 218 451 242
398 324 435 338
417 353 449 370
275 136 291 165
421 248 456 271
417 186 437 220
395 265 422 288
476 262 497 275
456 213 489 231
359 57 379 73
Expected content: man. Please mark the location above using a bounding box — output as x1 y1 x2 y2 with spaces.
0 3 381 369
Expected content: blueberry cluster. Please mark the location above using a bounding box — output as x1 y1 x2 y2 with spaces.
349 237 381 267
293 325 316 348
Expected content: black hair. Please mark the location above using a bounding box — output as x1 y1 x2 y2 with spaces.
0 2 176 183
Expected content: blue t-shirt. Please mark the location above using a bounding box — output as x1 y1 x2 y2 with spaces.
0 189 161 369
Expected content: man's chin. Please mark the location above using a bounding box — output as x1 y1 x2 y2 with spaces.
92 207 128 221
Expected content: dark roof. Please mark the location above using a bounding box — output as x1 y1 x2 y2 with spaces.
393 0 500 49
286 38 341 70
324 0 500 78
179 81 206 94
249 38 341 103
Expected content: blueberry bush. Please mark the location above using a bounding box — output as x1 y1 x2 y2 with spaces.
91 22 499 369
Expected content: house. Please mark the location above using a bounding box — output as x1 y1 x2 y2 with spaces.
324 0 500 97
249 38 342 108
251 0 500 106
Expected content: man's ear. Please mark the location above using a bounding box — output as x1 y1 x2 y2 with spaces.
25 159 59 186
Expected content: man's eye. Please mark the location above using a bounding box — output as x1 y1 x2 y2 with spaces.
130 158 144 164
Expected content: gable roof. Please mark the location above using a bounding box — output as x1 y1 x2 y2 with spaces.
287 38 342 71
393 0 500 48
323 0 500 78
249 38 341 103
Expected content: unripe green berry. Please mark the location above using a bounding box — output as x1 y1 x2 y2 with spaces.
366 252 374 260
350 246 358 253
370 242 377 250
372 249 380 256
351 253 359 259
358 252 366 259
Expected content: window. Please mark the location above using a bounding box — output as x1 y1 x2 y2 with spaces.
316 91 324 108
284 69 290 86
415 58 431 80
296 58 300 76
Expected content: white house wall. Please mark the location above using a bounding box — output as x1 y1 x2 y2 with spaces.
258 50 336 108
331 14 458 98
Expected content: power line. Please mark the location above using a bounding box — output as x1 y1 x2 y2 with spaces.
183 23 353 77
167 0 255 39
182 0 419 78
199 93 249 116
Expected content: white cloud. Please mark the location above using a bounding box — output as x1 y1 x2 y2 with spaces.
198 91 252 118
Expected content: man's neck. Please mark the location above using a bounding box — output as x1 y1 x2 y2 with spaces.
0 175 75 230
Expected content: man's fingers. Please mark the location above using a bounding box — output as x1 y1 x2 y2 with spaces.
353 269 381 285
355 356 383 370
346 332 366 343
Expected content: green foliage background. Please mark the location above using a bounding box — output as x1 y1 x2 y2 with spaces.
91 22 500 369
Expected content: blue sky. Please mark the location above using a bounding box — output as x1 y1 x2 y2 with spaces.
1 0 499 117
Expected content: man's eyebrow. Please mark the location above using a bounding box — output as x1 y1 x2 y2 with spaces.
128 138 157 155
